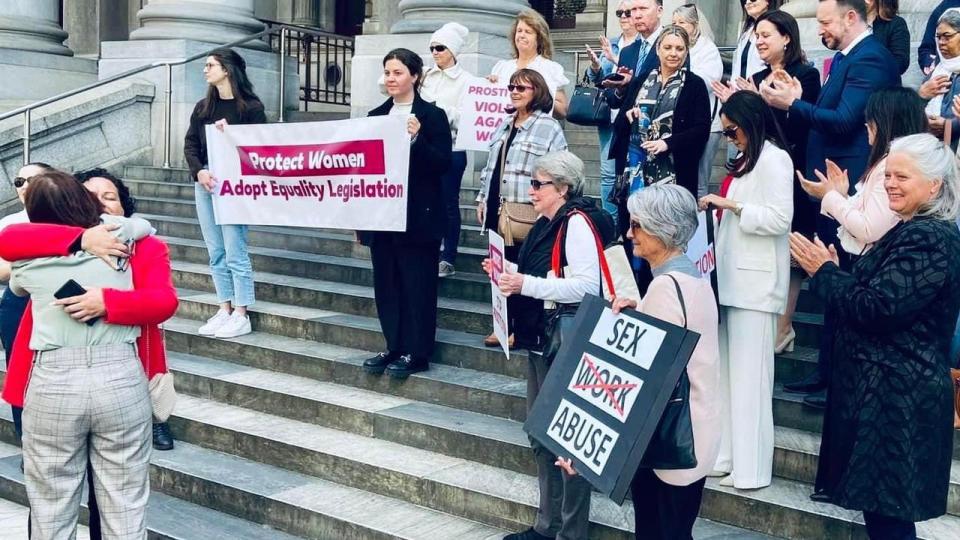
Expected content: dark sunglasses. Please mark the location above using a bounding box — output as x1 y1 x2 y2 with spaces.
12 177 28 188
721 125 740 140
429 45 448 52
530 178 555 190
616 8 633 17
507 84 532 92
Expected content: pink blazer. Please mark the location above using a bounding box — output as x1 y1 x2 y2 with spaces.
820 157 900 255
640 272 721 486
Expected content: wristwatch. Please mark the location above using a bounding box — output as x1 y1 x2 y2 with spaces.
732 202 744 217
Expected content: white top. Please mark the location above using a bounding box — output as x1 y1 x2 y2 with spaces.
520 214 600 304
714 141 794 314
0 209 28 233
689 37 724 132
420 63 474 141
732 28 765 81
490 55 570 98
841 29 873 57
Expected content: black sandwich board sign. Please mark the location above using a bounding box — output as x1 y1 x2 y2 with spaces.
523 294 700 504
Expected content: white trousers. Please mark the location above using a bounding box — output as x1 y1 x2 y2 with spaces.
714 306 775 489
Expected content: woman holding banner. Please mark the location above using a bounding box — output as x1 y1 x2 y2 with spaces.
361 48 452 379
698 91 792 490
477 68 567 348
483 150 614 540
421 22 473 278
183 47 266 339
558 183 721 539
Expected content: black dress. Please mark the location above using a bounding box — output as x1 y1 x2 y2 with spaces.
809 217 960 522
753 62 821 237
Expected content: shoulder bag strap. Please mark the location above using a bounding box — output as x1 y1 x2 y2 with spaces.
665 273 687 329
554 209 617 298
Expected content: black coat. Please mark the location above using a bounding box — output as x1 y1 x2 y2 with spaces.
608 70 710 197
365 94 452 245
871 16 911 75
511 197 616 350
753 61 821 236
809 217 960 522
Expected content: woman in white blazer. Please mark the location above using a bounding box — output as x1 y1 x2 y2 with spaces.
699 91 793 489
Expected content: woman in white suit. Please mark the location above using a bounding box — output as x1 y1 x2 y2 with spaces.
699 90 793 489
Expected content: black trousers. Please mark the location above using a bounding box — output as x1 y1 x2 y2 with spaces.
370 238 441 360
863 511 916 540
631 468 706 540
813 215 855 383
0 287 27 438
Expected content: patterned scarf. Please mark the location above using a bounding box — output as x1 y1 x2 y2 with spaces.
630 67 687 187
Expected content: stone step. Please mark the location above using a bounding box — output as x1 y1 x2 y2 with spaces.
161 235 492 303
124 165 193 184
170 260 493 335
0 497 91 540
162 316 529 422
0 439 303 540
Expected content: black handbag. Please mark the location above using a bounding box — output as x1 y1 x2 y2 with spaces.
566 74 610 126
542 303 579 365
640 274 698 470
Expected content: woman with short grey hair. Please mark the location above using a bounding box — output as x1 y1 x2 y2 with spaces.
790 133 960 538
483 150 615 540
602 184 721 538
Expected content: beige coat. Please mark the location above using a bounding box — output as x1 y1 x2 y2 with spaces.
640 272 721 486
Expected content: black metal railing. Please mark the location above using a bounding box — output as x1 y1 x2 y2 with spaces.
261 19 354 109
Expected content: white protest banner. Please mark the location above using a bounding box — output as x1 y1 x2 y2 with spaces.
206 115 410 230
685 211 715 278
489 231 510 359
455 79 511 152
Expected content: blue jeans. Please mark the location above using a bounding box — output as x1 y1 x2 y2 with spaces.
194 183 255 307
597 123 618 227
0 287 26 438
441 151 468 264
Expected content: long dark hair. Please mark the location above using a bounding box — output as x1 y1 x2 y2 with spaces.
383 48 424 93
865 87 928 169
755 10 806 65
740 0 784 34
722 91 788 177
75 167 137 217
874 0 899 20
24 171 103 228
198 48 261 121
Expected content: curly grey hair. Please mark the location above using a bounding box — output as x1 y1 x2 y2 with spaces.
626 183 699 250
532 150 585 199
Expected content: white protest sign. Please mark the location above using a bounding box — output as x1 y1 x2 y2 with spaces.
685 211 715 278
206 115 410 230
547 398 620 475
568 352 643 423
588 307 667 371
455 79 512 152
489 231 510 359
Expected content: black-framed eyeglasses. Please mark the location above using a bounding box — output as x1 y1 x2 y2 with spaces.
721 125 740 140
507 84 532 92
615 8 633 18
12 177 28 189
530 178 555 190
429 45 448 52
936 31 959 42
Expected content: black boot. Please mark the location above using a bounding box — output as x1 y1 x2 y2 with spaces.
783 370 826 394
385 355 428 379
363 351 399 375
153 422 174 451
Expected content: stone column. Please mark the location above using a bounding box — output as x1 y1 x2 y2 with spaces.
0 0 72 55
130 0 267 49
292 0 318 27
391 0 531 37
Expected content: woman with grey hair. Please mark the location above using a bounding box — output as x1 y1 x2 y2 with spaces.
920 9 960 150
790 133 960 539
483 150 615 540
608 184 721 538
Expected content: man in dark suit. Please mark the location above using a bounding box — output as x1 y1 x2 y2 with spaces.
761 0 900 406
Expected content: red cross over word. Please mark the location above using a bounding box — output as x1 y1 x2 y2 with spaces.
570 355 639 418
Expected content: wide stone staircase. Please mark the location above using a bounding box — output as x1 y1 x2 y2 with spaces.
0 133 958 538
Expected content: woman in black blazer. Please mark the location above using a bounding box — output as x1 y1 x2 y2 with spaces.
868 0 910 75
361 48 452 379
609 25 710 212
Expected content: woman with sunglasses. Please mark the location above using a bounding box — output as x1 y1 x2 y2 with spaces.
419 22 473 278
584 0 640 223
698 91 793 490
477 68 567 349
482 150 615 540
488 9 570 117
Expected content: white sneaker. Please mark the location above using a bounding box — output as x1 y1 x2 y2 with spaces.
214 311 252 339
198 310 232 336
438 261 456 278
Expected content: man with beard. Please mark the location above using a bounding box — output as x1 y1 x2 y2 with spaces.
759 0 900 408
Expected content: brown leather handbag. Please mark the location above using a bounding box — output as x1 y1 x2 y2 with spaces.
498 200 539 246
952 368 960 429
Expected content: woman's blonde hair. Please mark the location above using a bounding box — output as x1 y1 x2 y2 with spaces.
509 9 554 59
